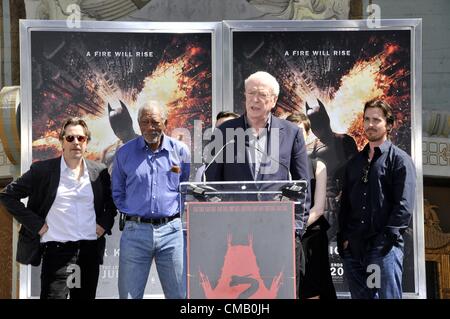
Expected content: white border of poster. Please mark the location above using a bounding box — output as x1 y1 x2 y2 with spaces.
19 19 222 299
223 19 424 299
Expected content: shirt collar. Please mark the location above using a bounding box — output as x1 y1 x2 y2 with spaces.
60 156 88 175
138 134 173 152
378 140 392 153
363 139 392 157
244 113 272 132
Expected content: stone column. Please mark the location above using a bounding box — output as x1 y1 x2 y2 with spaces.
0 0 25 299
0 181 13 299
10 0 26 85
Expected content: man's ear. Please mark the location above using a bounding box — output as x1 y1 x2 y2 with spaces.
387 124 393 133
273 94 279 104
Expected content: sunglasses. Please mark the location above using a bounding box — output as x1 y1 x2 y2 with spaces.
64 135 87 143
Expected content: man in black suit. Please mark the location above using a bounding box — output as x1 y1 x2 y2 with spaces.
205 71 310 297
0 117 116 299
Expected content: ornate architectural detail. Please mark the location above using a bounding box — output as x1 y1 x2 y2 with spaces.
0 143 13 179
423 136 450 177
424 199 450 299
425 199 450 250
31 0 151 20
247 0 351 20
423 109 450 138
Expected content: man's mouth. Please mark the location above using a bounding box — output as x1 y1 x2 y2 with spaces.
145 134 159 140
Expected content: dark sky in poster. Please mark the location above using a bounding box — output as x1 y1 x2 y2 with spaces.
31 31 212 162
233 30 411 153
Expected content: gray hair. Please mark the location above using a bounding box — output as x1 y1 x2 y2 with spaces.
137 100 168 122
244 71 280 97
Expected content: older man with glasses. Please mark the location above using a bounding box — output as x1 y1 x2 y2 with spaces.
0 117 117 299
205 71 311 298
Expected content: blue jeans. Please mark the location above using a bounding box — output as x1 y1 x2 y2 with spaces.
342 244 404 299
118 218 185 299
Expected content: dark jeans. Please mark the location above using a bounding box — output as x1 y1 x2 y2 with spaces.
342 244 404 299
40 240 100 299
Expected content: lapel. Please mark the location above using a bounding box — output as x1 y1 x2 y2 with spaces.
40 157 62 217
240 116 257 181
228 116 255 181
258 116 285 182
47 157 61 203
85 160 101 214
266 116 285 156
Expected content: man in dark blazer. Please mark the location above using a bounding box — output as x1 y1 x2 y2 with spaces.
0 117 116 299
205 71 311 298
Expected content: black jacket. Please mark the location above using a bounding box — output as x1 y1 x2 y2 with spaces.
0 157 117 266
205 115 311 235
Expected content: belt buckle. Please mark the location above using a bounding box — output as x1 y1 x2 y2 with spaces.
154 217 168 225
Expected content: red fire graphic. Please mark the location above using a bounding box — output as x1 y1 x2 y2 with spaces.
199 234 283 299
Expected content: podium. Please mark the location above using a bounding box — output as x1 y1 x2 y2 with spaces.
179 180 307 299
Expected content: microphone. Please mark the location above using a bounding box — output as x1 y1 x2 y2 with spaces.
186 183 222 202
245 141 306 203
202 139 236 183
245 141 292 181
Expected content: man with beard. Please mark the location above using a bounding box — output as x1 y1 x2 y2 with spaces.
337 99 416 299
112 100 190 299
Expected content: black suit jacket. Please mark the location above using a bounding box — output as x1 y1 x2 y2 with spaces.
0 157 117 266
205 115 311 235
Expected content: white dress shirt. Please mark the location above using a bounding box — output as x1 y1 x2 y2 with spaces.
41 158 97 243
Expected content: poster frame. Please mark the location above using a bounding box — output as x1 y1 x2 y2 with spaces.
19 19 223 299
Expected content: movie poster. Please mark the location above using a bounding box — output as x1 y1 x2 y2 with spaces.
230 29 416 294
27 27 214 298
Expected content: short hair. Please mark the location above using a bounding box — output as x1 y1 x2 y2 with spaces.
216 111 239 121
286 112 311 133
137 100 168 122
59 117 91 142
244 71 280 96
364 99 395 127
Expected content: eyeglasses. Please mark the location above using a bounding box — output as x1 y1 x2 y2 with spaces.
245 91 274 100
361 161 371 184
64 135 87 143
